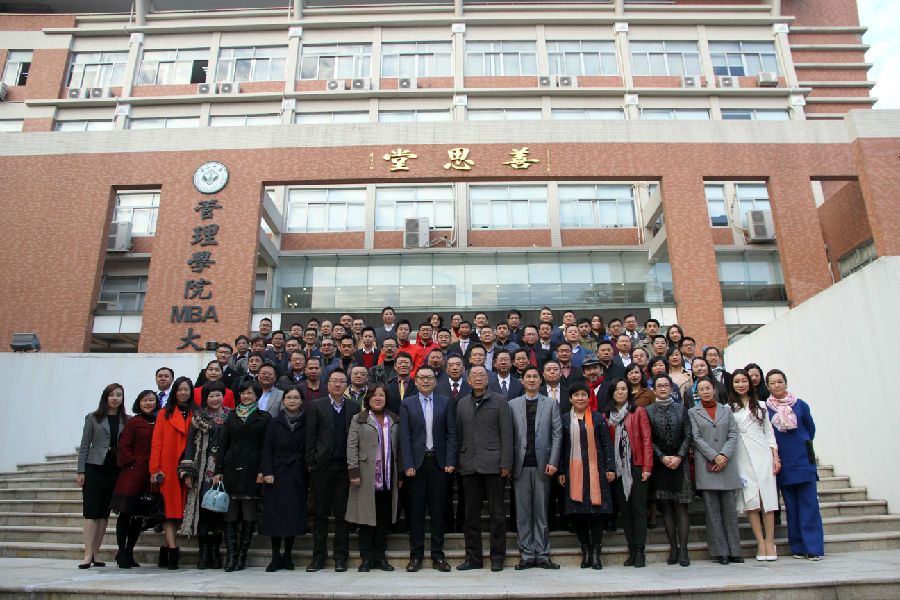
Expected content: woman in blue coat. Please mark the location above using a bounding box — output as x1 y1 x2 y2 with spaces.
765 369 824 560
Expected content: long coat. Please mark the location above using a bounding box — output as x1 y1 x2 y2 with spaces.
216 408 272 499
345 410 400 526
688 403 741 491
455 390 513 476
733 406 779 513
559 410 615 515
260 410 307 536
150 408 192 519
112 416 154 500
768 398 818 486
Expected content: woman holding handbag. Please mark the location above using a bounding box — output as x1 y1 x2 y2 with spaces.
178 381 230 569
110 389 159 568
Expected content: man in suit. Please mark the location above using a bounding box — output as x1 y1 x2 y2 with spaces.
582 354 609 413
304 369 360 572
540 359 570 531
276 350 306 391
537 322 558 355
436 354 471 401
509 366 562 569
374 306 397 347
263 330 289 376
195 343 241 390
299 356 326 404
257 363 283 416
353 327 381 369
563 324 587 368
597 340 626 381
704 346 732 390
447 320 476 362
154 366 174 409
368 338 398 384
506 309 523 345
623 314 646 348
229 335 251 370
455 365 513 571
399 366 457 573
488 350 525 400
550 311 577 345
386 352 416 415
613 333 633 368
555 343 585 386
520 325 551 369
635 318 660 357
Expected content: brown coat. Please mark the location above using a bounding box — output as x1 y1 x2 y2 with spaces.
633 387 656 408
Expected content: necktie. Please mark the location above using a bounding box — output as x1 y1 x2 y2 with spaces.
452 382 459 399
461 340 467 354
530 348 538 367
501 379 508 395
424 397 434 450
399 380 406 398
157 391 166 406
550 387 557 400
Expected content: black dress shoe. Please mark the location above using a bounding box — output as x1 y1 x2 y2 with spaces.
717 556 730 565
536 559 560 569
457 560 482 570
514 559 534 570
432 559 451 572
334 559 348 572
406 559 422 572
90 556 106 567
728 556 744 564
77 562 91 569
306 559 325 572
491 561 504 572
358 560 371 572
377 558 395 572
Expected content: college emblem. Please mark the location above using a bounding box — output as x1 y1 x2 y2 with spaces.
192 161 229 194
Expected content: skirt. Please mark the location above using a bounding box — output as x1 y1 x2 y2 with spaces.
83 457 121 519
650 457 693 504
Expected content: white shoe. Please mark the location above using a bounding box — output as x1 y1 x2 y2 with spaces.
756 555 766 561
766 555 778 561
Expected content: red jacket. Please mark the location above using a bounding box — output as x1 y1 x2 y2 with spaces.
149 408 192 519
607 406 653 470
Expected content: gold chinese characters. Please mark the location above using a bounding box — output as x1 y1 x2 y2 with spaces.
372 147 546 172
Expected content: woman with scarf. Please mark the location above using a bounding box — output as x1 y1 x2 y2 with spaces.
683 358 727 406
645 373 693 566
603 378 652 568
110 389 159 568
213 380 272 571
558 382 615 570
346 383 399 572
729 369 780 561
765 369 824 560
260 386 308 572
177 381 230 569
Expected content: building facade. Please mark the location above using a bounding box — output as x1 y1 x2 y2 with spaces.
0 0 896 353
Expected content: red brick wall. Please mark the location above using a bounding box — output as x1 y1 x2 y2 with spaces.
852 138 900 257
560 228 640 246
0 14 76 30
574 76 624 88
794 69 868 81
464 76 538 89
711 227 735 245
26 49 70 101
379 77 452 89
282 232 365 251
131 84 200 97
468 229 551 247
782 0 861 27
817 180 871 280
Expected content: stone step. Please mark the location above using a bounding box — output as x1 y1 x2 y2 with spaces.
15 460 77 472
1 469 77 480
0 488 82 500
816 476 851 490
815 487 869 502
0 477 78 489
818 499 889 518
44 453 78 462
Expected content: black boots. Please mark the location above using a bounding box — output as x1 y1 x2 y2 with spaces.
223 523 238 572
623 545 635 567
157 546 169 569
235 521 254 571
196 536 212 570
591 545 603 570
167 547 180 570
210 532 223 569
633 546 646 568
125 517 142 567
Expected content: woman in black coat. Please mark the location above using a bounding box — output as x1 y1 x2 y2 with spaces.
260 386 307 572
213 380 271 571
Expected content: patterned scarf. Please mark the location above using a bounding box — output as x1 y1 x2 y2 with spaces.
236 401 258 421
608 407 634 500
766 392 798 432
569 410 603 505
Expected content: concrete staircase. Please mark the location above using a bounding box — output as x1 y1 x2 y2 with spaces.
0 453 897 569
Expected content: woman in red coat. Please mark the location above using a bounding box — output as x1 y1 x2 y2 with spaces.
110 390 159 568
150 376 193 570
604 377 653 568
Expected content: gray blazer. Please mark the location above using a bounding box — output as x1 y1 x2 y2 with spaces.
262 387 284 416
455 390 513 476
508 393 562 479
77 413 127 473
688 403 741 491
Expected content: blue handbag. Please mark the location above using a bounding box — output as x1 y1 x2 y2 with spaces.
201 482 230 513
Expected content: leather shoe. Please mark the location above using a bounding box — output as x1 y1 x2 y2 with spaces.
491 561 504 572
334 559 348 572
456 560 482 570
717 556 730 565
432 559 451 572
406 559 422 572
728 556 744 564
514 559 534 570
536 559 560 570
358 560 371 572
306 559 325 572
376 558 394 572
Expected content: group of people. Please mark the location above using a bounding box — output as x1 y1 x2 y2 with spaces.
75 307 825 574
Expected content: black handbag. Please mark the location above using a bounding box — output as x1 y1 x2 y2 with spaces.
136 483 165 529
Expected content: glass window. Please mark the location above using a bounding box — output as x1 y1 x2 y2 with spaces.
66 52 128 88
128 117 200 129
717 250 786 302
736 183 770 227
467 108 541 121
630 41 701 76
558 184 636 228
298 44 372 79
469 185 547 229
375 186 454 231
641 108 709 120
55 120 115 131
294 111 369 124
547 41 618 76
209 114 280 127
551 108 624 120
710 41 780 77
0 120 24 132
465 41 537 76
705 185 728 226
99 276 148 311
378 110 451 122
138 49 209 85
286 187 365 233
2 50 32 86
721 109 790 121
216 46 287 82
382 42 451 78
114 191 160 237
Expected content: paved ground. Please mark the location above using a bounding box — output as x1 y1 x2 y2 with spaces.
0 549 897 599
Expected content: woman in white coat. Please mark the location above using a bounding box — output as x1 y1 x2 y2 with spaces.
728 368 780 561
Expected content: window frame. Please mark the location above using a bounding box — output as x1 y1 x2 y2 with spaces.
285 187 366 233
469 184 548 230
641 108 710 120
465 41 538 77
735 183 771 227
550 108 624 120
99 275 148 312
467 108 542 121
215 46 288 83
127 116 200 130
298 43 372 80
294 111 370 124
137 49 209 86
381 41 452 78
2 50 32 86
558 184 637 229
209 114 281 127
114 191 160 237
630 40 702 77
66 51 129 88
721 108 791 121
704 184 729 227
709 41 781 77
546 40 618 76
374 186 455 231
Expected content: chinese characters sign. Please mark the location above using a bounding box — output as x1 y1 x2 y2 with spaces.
372 147 550 173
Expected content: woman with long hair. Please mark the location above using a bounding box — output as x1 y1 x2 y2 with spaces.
150 376 194 570
589 315 607 343
624 363 655 408
728 369 780 561
744 363 769 402
178 380 230 569
665 324 684 349
666 347 691 400
76 383 128 569
110 389 159 568
648 357 682 404
683 357 727 406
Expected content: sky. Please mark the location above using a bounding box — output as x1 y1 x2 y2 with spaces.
858 0 899 109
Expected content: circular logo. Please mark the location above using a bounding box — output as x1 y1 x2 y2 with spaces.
193 161 228 194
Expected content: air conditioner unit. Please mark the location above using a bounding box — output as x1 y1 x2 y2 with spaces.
107 221 133 252
681 76 701 88
67 88 83 99
757 71 778 87
197 83 217 94
717 76 739 88
351 78 371 90
557 75 578 88
326 79 347 91
398 77 417 89
89 87 114 98
537 75 553 88
219 82 240 94
746 210 775 242
403 217 430 249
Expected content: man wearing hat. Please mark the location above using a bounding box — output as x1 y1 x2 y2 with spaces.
581 353 609 412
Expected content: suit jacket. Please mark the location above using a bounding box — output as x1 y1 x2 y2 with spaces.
374 324 397 347
276 371 305 391
508 393 562 479
560 364 585 387
260 387 284 416
304 395 361 472
447 340 475 365
688 402 740 490
386 378 417 416
520 344 552 369
264 348 290 376
435 377 472 403
540 382 571 418
399 392 458 471
601 359 626 381
352 347 381 369
78 413 128 472
455 390 514 476
488 372 525 401
299 380 326 405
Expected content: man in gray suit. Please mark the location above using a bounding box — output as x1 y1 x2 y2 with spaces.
508 366 562 570
257 363 284 416
455 365 513 572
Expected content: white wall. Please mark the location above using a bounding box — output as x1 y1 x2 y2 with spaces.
0 353 212 473
725 257 900 513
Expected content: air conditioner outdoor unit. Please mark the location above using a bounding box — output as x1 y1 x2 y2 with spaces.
351 78 371 90
67 88 83 99
107 221 133 252
197 83 216 94
746 210 775 242
717 76 739 88
682 76 701 88
398 77 417 89
757 71 778 87
89 87 113 98
403 217 430 249
219 82 240 94
326 79 346 91
537 75 553 88
0 82 7 101
557 75 578 88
